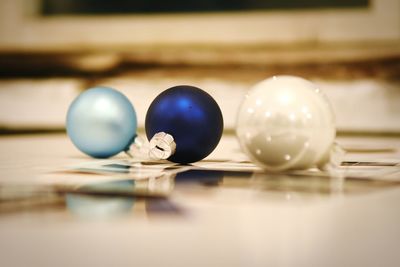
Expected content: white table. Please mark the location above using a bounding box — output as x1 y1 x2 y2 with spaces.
0 134 400 267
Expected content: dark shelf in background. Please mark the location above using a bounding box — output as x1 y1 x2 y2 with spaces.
41 0 369 15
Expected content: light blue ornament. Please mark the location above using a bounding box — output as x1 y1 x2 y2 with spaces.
66 86 137 158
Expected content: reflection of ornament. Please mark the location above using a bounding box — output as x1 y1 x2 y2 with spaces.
174 169 224 186
66 180 135 218
66 87 137 158
236 75 336 171
145 85 224 164
66 193 134 218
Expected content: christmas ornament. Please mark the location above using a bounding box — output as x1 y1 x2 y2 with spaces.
66 86 137 158
236 75 341 172
145 85 224 164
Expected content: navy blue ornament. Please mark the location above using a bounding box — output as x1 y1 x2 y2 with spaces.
66 87 137 158
145 85 224 164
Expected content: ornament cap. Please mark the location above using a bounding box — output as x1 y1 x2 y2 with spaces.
318 142 346 178
149 132 176 160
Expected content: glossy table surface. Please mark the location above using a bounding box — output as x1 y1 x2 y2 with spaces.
0 134 400 267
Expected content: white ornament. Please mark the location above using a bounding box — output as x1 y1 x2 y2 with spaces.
236 75 337 172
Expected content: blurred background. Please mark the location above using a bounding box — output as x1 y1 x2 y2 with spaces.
0 0 399 135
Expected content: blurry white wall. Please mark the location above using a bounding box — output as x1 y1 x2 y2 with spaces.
0 0 399 133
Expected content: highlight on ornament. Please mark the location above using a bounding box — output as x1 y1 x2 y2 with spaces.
236 75 345 174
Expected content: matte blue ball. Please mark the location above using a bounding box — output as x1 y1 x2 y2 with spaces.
66 87 137 158
145 85 223 164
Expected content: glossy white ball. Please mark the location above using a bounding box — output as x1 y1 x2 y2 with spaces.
236 75 336 171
